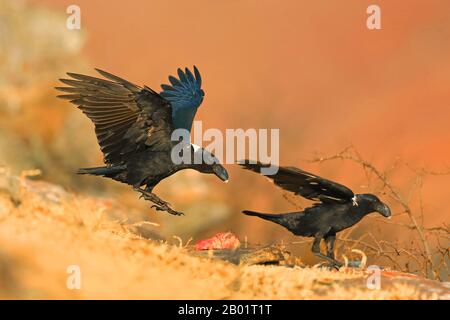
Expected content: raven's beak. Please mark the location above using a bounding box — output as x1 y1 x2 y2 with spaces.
377 202 391 218
212 164 229 183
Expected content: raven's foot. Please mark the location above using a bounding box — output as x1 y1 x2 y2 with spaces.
150 203 184 216
134 188 184 216
313 252 343 269
320 261 343 270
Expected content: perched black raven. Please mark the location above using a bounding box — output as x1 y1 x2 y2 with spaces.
56 67 229 216
240 162 391 267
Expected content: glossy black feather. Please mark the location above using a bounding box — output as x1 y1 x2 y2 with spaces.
239 162 354 204
57 69 173 166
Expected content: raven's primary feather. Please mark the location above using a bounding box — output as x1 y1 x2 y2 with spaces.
57 69 173 166
160 66 204 132
240 162 354 204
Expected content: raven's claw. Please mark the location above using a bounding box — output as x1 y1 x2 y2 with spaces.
319 261 343 270
152 204 184 216
135 188 184 216
328 263 342 270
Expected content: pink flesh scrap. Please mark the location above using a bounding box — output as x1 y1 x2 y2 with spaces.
195 232 241 250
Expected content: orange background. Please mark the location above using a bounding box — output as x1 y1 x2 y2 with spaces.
19 0 450 252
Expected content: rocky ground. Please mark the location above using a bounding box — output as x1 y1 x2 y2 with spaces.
0 169 448 300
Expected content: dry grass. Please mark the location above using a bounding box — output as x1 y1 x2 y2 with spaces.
0 170 446 300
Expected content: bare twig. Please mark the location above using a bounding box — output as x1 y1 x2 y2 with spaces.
307 145 449 279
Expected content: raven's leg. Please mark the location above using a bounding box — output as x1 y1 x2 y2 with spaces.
311 234 342 268
133 186 184 216
324 234 336 259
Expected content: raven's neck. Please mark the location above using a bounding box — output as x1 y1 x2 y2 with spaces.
171 144 209 172
345 200 375 225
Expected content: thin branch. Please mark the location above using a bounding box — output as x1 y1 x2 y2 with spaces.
307 145 450 279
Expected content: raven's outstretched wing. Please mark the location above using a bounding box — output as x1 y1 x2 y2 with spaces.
160 66 204 132
239 162 354 204
56 69 174 166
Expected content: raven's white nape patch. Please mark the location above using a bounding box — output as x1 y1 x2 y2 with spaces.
352 196 358 206
191 143 202 153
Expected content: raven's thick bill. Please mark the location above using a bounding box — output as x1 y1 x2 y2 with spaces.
56 67 228 216
240 161 391 267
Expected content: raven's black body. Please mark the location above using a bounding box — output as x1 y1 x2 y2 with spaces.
78 151 180 187
57 68 228 216
240 162 391 267
79 149 219 192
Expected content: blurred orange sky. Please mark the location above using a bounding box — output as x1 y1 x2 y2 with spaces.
31 0 450 230
33 0 450 159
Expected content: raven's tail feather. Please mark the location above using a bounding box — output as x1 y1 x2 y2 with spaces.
242 210 289 225
242 210 300 232
243 210 282 219
77 165 125 177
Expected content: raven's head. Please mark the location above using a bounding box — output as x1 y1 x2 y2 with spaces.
191 145 229 183
357 194 391 218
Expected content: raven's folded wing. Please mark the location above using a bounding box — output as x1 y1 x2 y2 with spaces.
239 162 354 204
56 69 174 166
159 66 204 132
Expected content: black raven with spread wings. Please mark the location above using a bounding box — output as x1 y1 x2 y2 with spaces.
56 68 228 216
240 162 391 267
